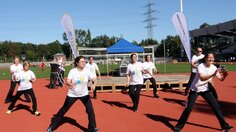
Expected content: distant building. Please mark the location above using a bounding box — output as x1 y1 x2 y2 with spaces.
53 53 66 62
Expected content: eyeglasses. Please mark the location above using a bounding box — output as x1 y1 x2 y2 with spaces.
79 61 86 63
197 51 202 52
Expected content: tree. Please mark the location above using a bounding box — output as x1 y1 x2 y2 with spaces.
139 39 158 46
155 35 181 58
47 40 63 60
61 42 71 59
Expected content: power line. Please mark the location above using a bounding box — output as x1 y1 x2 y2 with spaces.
143 0 159 40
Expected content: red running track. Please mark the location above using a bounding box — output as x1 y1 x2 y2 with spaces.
0 72 235 132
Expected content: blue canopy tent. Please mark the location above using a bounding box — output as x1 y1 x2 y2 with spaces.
107 38 144 53
106 38 144 76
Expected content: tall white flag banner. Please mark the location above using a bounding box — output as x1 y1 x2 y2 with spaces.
61 14 77 58
172 12 191 62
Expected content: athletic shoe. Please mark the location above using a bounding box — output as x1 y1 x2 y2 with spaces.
223 125 233 132
6 110 12 114
46 126 53 132
34 111 41 116
174 127 181 132
93 128 99 132
154 94 160 98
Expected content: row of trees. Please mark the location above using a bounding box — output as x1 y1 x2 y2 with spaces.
0 40 63 62
0 28 160 62
1 23 235 63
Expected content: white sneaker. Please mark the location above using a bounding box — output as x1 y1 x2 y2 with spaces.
6 110 12 114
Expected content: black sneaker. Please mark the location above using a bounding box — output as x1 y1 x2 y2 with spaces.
93 128 99 132
133 106 138 112
174 127 181 132
154 94 160 98
5 99 11 104
223 125 233 132
46 126 53 132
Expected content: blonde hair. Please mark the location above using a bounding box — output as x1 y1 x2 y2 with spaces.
23 60 30 67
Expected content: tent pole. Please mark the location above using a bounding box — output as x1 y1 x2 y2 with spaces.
142 52 144 62
152 47 155 64
106 53 109 76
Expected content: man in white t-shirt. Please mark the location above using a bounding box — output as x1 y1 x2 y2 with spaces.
5 56 30 103
47 56 99 132
85 56 101 99
143 55 159 98
185 47 205 96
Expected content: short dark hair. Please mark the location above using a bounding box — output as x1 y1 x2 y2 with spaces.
130 53 137 59
74 56 85 66
89 56 94 60
145 54 151 61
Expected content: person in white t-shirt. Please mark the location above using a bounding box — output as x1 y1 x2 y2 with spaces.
126 53 145 112
6 61 40 116
143 54 159 98
85 56 101 99
174 52 233 132
47 56 99 132
5 56 31 103
185 47 205 96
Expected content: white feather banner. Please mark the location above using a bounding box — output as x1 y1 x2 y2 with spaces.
172 12 191 62
61 14 77 58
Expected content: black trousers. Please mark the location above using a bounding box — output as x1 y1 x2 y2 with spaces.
91 80 97 98
128 85 142 110
5 81 31 102
185 72 196 94
144 77 158 95
50 72 58 88
8 89 38 112
49 95 96 131
175 90 229 129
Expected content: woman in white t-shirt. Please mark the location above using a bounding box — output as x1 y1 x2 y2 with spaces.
143 54 159 98
174 52 233 132
47 56 99 132
5 56 31 103
126 53 145 112
85 56 101 99
6 61 40 116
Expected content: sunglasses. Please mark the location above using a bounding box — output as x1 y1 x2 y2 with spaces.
197 51 202 52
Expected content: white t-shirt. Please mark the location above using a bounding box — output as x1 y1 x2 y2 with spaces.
142 61 156 79
127 62 144 85
191 54 205 73
85 63 99 78
10 64 23 82
67 68 95 97
190 63 220 92
17 70 36 91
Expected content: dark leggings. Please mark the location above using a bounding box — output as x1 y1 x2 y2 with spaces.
185 72 196 94
8 89 37 112
175 90 229 129
49 95 96 131
5 81 31 102
144 77 158 95
128 85 142 109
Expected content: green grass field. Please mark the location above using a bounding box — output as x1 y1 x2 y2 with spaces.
0 63 235 80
